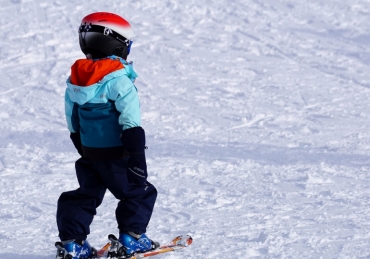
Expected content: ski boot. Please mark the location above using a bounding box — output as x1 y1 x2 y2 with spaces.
107 232 159 258
55 239 97 259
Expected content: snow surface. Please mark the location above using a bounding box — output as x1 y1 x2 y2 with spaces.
1 0 370 258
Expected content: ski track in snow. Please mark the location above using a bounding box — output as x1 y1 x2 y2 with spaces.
1 0 370 258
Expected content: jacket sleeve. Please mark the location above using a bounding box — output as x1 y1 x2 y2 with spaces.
112 76 141 130
65 90 80 133
65 90 83 156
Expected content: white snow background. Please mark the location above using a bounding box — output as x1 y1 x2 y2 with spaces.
1 0 370 258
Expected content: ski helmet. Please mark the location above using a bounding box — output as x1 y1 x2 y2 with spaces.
78 12 134 59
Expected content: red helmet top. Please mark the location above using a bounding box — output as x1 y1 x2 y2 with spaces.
79 12 134 59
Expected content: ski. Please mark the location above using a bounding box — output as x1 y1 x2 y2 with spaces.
96 235 193 258
97 242 111 258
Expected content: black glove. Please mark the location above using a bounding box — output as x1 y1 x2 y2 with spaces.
120 127 147 180
70 133 83 156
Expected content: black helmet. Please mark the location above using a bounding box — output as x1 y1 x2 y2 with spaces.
78 12 134 59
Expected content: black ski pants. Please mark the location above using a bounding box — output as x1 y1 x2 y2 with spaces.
56 157 157 241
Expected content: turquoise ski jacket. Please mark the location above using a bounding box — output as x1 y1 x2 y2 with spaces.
65 56 141 159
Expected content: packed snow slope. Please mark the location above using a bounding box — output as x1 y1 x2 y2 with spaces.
1 0 370 258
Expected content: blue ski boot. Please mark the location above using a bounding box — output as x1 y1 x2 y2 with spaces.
55 239 97 259
107 232 159 257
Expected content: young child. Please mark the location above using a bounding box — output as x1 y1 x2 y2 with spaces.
55 12 158 259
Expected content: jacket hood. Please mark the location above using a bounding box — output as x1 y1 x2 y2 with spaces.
70 58 124 86
66 56 138 105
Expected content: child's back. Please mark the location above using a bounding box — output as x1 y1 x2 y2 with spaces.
55 12 158 259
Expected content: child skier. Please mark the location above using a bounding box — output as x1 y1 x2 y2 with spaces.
55 12 158 259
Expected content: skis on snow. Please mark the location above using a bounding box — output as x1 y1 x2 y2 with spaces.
97 234 193 258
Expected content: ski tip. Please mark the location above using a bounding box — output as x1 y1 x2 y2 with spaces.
186 235 193 246
172 235 193 246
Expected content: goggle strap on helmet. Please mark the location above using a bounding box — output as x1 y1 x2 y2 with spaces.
79 23 131 47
